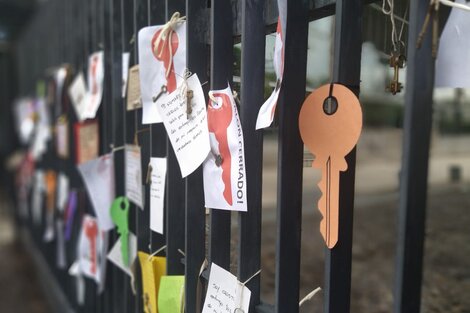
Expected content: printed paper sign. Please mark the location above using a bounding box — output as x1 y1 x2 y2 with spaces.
138 18 187 124
77 215 107 285
125 145 143 208
107 232 137 278
149 157 167 234
138 252 167 313
156 74 210 177
74 120 99 164
203 85 247 211
122 52 131 98
256 14 285 130
78 154 116 231
126 65 142 111
56 116 69 158
68 72 89 121
202 263 251 313
435 0 470 88
158 276 185 313
86 51 105 119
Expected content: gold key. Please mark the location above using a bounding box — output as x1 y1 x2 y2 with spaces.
416 0 440 58
388 52 406 95
299 84 362 249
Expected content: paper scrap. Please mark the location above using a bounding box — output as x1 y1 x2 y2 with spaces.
256 16 285 130
138 252 167 313
107 232 137 278
149 157 167 234
158 276 185 313
126 65 142 110
202 263 251 313
68 72 89 122
77 154 116 231
86 51 105 119
156 74 210 177
203 85 248 211
125 145 143 208
74 120 99 165
122 52 131 98
138 20 187 124
56 116 69 158
435 0 470 88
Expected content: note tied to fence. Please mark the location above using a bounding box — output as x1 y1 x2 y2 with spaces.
125 145 143 208
126 65 142 111
203 85 247 211
107 232 137 278
158 275 185 313
86 51 105 119
149 157 167 234
156 74 210 178
68 72 89 122
138 252 167 313
202 263 251 313
74 120 99 165
122 52 130 98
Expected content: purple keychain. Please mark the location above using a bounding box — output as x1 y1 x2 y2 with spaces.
64 190 78 241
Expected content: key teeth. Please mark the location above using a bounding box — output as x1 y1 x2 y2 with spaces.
317 177 338 249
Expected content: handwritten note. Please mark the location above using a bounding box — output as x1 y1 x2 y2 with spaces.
156 74 210 177
125 145 143 208
149 157 167 234
202 263 251 313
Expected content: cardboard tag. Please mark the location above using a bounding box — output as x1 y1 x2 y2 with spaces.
74 120 99 165
126 65 142 110
203 85 247 211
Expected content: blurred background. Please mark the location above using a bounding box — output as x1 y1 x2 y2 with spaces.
0 0 469 312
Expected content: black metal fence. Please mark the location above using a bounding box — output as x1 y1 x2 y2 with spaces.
11 0 435 313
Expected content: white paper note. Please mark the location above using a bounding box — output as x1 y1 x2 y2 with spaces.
125 145 143 208
56 173 69 213
149 157 167 234
77 154 116 231
435 0 470 88
107 232 137 278
138 21 187 124
203 85 248 212
256 16 285 130
156 74 210 177
68 72 89 122
202 263 251 313
86 51 105 119
122 52 131 98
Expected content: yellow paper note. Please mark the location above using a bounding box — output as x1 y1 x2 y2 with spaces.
158 276 185 313
138 252 166 313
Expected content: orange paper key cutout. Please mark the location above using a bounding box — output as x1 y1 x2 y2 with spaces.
151 28 179 93
299 84 362 249
207 93 233 206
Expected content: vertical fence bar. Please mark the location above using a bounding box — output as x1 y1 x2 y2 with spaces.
164 0 187 275
394 0 434 312
238 0 265 310
274 1 309 313
185 0 209 311
209 0 233 270
323 1 362 313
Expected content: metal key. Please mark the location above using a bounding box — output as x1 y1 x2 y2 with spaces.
207 92 234 206
84 219 98 274
152 28 179 93
416 0 440 58
388 52 406 95
299 84 362 249
111 197 130 266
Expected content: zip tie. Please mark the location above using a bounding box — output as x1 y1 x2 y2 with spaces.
242 269 261 286
148 245 167 260
299 287 322 307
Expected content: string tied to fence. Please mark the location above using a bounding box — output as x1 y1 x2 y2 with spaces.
154 12 186 79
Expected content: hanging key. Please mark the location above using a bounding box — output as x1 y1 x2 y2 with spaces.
207 92 234 206
84 219 98 274
416 0 440 58
299 83 362 249
111 197 130 266
388 52 406 95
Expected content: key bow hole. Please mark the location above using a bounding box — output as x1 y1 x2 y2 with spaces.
323 96 338 115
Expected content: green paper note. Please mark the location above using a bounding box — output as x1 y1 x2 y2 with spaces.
158 276 185 313
110 196 129 266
